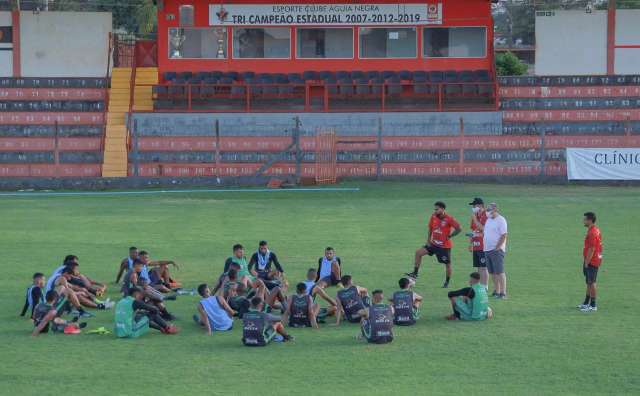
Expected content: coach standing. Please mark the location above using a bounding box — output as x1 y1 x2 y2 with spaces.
579 212 602 312
483 203 508 299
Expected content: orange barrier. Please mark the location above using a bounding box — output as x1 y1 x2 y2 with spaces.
0 112 105 125
130 162 566 178
0 137 103 151
500 86 640 98
134 135 640 153
503 109 640 122
0 164 102 177
0 88 107 101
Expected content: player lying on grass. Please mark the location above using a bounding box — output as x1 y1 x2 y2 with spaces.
446 272 493 321
248 240 286 290
21 272 45 319
407 201 461 288
32 290 87 337
391 277 423 326
194 283 235 334
242 297 293 346
316 247 342 289
302 268 337 320
115 286 178 337
224 244 268 293
358 290 394 344
335 275 370 325
122 259 177 321
116 246 138 284
283 282 319 329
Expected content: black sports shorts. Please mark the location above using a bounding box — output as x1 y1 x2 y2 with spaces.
424 245 451 265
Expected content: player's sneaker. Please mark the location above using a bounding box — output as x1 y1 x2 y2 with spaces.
405 272 418 280
577 304 590 310
161 325 179 334
442 281 449 288
580 305 597 312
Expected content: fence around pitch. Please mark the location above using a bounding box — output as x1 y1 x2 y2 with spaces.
134 81 499 113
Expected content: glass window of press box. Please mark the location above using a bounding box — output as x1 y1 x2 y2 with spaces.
168 27 228 59
296 28 354 59
233 28 291 59
359 28 417 58
423 27 486 58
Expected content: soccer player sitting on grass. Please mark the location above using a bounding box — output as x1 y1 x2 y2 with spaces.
115 286 178 337
149 262 182 293
139 250 181 289
68 262 107 298
303 268 338 320
122 259 176 321
242 297 293 346
194 283 235 335
391 277 423 326
32 291 87 337
249 240 286 290
358 290 394 344
446 272 493 321
116 246 138 284
283 282 319 329
224 244 265 293
316 247 342 289
21 272 45 319
53 267 112 316
335 275 370 325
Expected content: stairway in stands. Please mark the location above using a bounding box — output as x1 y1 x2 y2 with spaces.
102 67 157 177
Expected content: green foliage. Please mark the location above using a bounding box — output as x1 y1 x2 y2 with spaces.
1 182 639 394
496 51 529 76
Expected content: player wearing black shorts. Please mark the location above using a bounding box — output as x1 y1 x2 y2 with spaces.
407 201 461 288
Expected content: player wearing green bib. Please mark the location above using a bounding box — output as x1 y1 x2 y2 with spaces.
446 272 493 321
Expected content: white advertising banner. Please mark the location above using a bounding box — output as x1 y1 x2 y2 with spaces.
209 3 443 26
566 148 640 180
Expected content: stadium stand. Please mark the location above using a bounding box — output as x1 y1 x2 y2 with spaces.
0 77 107 177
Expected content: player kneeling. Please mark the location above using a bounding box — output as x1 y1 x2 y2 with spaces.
242 297 293 346
359 290 394 344
391 277 423 326
446 272 493 321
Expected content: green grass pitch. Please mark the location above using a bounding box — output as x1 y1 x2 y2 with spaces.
1 182 638 395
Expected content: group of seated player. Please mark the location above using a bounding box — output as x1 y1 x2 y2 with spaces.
23 255 113 336
114 247 183 336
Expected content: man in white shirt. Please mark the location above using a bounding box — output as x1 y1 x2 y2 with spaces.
483 203 508 299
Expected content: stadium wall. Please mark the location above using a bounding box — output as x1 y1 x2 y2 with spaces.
19 12 111 78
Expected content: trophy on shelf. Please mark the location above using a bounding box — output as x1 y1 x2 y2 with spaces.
215 27 226 58
169 28 186 58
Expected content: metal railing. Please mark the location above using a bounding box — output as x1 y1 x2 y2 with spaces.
133 81 499 113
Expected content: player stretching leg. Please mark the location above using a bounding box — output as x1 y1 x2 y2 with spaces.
406 201 461 288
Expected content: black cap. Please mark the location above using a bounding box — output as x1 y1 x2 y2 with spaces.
469 197 484 205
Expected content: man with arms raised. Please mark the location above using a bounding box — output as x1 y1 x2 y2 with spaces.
578 212 603 312
407 201 461 288
483 203 508 299
335 275 370 325
316 247 342 289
